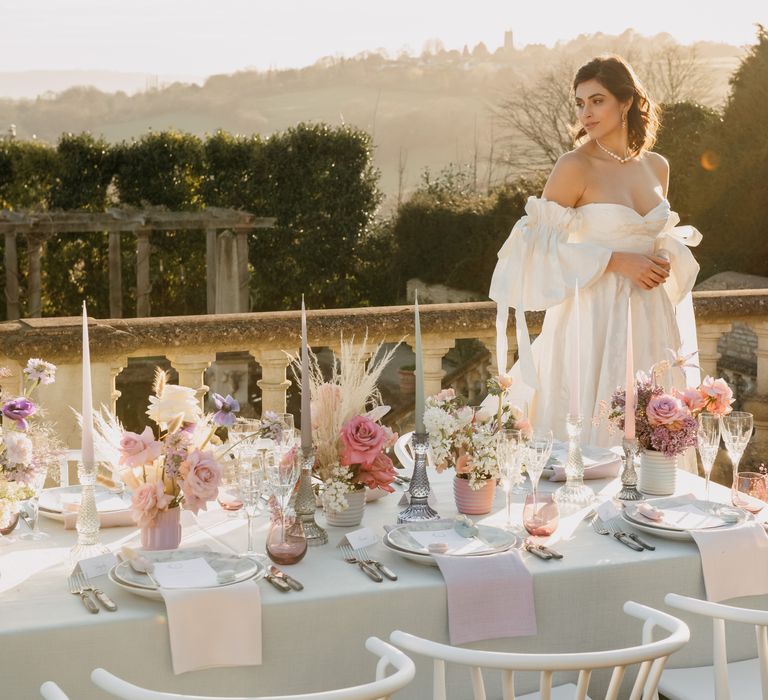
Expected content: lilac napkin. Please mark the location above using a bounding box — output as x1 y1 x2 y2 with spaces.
690 522 768 602
432 549 537 645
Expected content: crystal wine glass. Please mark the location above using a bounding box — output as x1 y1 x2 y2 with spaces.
266 447 302 549
236 455 267 561
721 412 753 481
496 428 522 529
19 469 49 541
697 413 721 505
521 429 554 504
523 492 560 536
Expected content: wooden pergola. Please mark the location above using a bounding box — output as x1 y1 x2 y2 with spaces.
0 208 275 319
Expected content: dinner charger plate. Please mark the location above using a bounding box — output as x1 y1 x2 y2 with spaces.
109 548 266 599
38 485 132 522
384 520 518 560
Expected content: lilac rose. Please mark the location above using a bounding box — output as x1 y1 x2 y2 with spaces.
646 394 689 428
2 397 36 431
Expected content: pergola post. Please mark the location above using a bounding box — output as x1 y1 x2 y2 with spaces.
108 231 123 318
4 230 19 320
206 228 217 314
27 232 44 318
136 228 151 318
236 229 250 313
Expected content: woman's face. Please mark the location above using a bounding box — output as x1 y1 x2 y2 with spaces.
574 78 629 140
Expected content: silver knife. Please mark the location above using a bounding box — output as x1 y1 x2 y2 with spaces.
269 565 303 591
524 541 552 560
264 572 291 592
613 532 644 551
626 532 656 551
536 544 563 560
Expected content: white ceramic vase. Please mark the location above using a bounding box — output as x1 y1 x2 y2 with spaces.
324 488 366 527
639 450 678 496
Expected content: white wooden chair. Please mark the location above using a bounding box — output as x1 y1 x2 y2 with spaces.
40 682 70 699
394 430 434 471
391 601 690 700
90 637 415 699
659 592 768 700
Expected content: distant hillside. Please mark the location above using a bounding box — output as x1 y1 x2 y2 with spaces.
0 30 744 205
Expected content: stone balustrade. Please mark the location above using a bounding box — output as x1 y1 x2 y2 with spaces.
1 291 766 463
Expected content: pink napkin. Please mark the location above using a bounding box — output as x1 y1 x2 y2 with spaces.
432 549 537 645
63 510 135 529
160 581 262 674
690 522 768 602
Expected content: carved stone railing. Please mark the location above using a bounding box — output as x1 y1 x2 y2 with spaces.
0 291 766 461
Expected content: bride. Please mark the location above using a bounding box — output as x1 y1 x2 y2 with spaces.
489 55 702 451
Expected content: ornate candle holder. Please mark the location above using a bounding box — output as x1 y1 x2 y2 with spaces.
398 432 440 523
553 414 595 507
69 461 109 568
294 450 328 546
617 437 644 501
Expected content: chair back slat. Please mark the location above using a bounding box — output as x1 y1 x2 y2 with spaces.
712 617 731 700
575 669 591 700
501 670 515 700
433 659 446 700
756 625 768 700
470 667 486 700
629 659 652 700
605 665 627 700
641 656 670 700
539 670 553 700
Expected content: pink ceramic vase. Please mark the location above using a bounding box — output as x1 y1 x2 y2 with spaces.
140 507 182 550
453 475 496 515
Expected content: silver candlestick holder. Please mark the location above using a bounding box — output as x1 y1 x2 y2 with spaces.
398 432 440 523
295 450 328 546
69 461 109 570
554 414 595 507
617 437 644 501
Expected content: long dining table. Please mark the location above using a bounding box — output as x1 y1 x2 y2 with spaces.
2 466 766 699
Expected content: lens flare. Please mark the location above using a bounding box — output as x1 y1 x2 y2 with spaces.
700 150 720 171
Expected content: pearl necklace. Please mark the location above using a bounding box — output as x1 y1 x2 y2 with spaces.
595 139 634 164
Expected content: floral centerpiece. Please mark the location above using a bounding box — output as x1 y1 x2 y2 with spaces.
298 337 398 523
94 371 234 547
0 359 59 532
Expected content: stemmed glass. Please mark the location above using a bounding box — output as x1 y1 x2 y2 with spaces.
235 455 267 561
697 414 721 504
521 429 554 505
265 447 305 563
721 412 754 481
19 469 49 541
496 428 522 529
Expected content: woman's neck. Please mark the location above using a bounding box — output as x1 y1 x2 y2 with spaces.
595 129 629 157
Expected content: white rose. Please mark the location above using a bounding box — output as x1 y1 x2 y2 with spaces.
146 385 201 426
4 431 33 465
455 406 474 428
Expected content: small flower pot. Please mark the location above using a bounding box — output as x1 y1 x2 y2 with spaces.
639 451 678 496
324 489 366 527
398 369 416 395
453 475 496 515
140 507 182 550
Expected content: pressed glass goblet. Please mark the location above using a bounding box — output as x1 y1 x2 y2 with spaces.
523 493 560 537
496 428 522 529
266 447 302 553
721 412 754 481
731 471 767 514
697 413 721 504
19 469 49 541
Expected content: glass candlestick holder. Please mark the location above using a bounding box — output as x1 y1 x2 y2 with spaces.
553 414 595 507
397 432 440 523
294 450 328 546
617 437 644 501
69 461 109 570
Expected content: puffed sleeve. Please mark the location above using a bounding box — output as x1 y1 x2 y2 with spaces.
654 211 702 307
489 197 612 389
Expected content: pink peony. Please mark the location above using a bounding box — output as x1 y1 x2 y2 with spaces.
357 453 398 493
434 388 456 402
340 416 387 466
498 373 514 390
179 449 223 514
700 376 734 416
646 394 689 428
118 427 162 468
131 482 173 528
674 387 707 413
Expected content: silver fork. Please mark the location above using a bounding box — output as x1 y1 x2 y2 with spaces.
356 547 398 581
603 517 644 551
606 518 655 551
340 545 383 582
68 570 99 614
590 513 609 536
75 569 118 611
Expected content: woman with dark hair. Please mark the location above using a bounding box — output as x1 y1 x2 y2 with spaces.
490 55 702 448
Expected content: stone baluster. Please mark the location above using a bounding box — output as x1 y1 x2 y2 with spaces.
742 321 768 464
252 349 294 415
479 334 518 384
4 231 20 321
136 227 152 318
236 229 250 313
697 322 732 379
421 336 455 398
108 231 123 318
167 353 215 409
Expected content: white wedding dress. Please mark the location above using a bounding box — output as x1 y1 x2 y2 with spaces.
489 196 702 452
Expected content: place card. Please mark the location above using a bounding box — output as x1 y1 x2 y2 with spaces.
77 552 118 579
408 529 492 555
152 557 219 589
338 527 378 550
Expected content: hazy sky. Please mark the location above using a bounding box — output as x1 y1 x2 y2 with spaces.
0 0 765 76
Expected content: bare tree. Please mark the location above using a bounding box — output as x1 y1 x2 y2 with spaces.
397 148 408 208
639 45 714 105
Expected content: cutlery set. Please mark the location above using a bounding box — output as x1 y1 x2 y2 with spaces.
68 568 118 613
523 540 564 560
590 512 655 551
341 544 398 582
264 565 304 593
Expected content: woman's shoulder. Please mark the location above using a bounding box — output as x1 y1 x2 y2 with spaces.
541 149 592 208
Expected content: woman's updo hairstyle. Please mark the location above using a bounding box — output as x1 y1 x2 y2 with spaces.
572 55 661 155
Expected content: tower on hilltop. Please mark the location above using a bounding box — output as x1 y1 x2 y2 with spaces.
504 30 514 52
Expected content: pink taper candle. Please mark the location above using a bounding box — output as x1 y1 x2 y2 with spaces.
81 302 95 467
300 296 312 453
569 280 581 417
624 298 635 440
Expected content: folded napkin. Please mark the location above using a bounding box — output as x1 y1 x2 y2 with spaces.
432 549 537 645
63 509 135 529
547 443 622 482
690 522 768 602
160 580 262 674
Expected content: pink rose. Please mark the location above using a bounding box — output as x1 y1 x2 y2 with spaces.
498 374 514 390
357 453 398 493
179 449 223 514
700 376 734 416
340 416 387 466
674 387 707 413
435 388 456 402
119 427 162 468
131 482 173 529
646 394 689 428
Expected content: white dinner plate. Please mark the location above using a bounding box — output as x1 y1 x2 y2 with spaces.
38 485 132 521
108 548 265 599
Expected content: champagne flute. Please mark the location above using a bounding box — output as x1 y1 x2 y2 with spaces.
19 469 49 541
521 429 554 507
697 413 721 504
266 447 301 546
496 428 522 529
721 412 753 481
236 455 267 562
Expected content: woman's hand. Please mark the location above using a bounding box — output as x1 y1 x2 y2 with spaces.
606 252 671 290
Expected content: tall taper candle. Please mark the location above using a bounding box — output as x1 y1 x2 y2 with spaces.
300 296 312 452
569 280 581 417
624 298 635 440
414 291 425 434
81 302 95 467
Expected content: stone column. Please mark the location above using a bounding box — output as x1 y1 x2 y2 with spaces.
4 231 19 320
252 348 294 415
421 336 455 398
236 229 250 313
27 232 44 318
215 230 240 314
136 228 152 317
167 353 215 409
742 321 768 467
108 231 123 318
698 322 732 378
206 228 217 314
479 334 518 382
